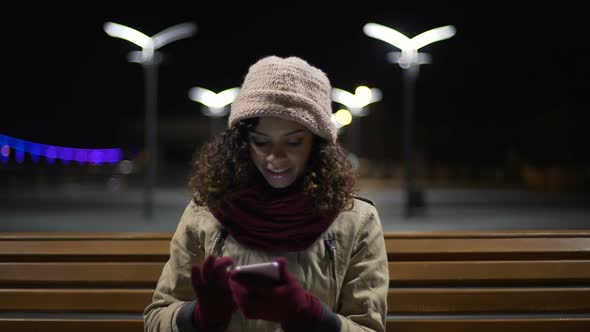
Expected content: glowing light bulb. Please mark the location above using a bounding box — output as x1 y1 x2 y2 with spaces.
334 109 353 126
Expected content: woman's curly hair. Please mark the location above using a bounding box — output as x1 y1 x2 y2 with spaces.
188 118 356 217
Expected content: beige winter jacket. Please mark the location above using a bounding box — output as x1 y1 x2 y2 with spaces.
144 196 389 332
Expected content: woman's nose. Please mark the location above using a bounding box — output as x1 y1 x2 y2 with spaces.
266 146 286 162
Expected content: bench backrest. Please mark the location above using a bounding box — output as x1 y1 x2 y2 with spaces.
384 230 590 331
1 230 589 331
0 232 170 332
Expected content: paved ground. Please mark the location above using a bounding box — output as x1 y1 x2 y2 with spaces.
1 178 588 233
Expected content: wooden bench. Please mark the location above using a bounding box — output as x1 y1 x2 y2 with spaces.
384 230 590 331
1 230 589 331
0 232 168 332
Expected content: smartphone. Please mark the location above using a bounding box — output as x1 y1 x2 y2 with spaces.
233 261 280 280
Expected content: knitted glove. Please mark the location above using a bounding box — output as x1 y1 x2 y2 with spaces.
190 255 236 331
228 257 322 330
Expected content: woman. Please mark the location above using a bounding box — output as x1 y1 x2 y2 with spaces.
144 55 389 332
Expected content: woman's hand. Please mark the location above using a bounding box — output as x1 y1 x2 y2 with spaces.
228 256 322 330
190 255 236 331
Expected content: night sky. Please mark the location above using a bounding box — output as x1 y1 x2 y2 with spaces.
2 2 588 168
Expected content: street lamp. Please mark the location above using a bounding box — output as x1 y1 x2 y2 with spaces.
188 87 240 137
104 21 197 219
363 22 455 218
331 86 382 157
331 109 353 130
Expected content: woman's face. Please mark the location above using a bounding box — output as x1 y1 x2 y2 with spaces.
248 117 314 188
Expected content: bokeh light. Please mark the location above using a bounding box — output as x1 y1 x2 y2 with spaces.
0 134 123 165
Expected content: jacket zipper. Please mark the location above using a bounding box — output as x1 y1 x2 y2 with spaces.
324 237 338 308
211 229 227 256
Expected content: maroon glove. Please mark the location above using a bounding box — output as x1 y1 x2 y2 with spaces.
228 257 322 330
190 255 236 331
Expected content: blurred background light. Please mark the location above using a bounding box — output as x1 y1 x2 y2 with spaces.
188 87 240 117
0 145 9 157
0 134 123 165
334 109 353 127
332 86 382 116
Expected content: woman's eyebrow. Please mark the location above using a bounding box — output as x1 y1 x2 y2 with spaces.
250 129 304 137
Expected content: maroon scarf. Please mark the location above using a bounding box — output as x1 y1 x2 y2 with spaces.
210 181 336 252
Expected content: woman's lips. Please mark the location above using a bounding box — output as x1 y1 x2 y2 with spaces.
266 168 290 178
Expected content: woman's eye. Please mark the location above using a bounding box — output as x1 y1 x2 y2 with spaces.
287 140 302 146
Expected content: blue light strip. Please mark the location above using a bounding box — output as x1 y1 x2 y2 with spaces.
0 133 123 165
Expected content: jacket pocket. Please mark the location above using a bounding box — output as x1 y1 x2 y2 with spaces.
324 237 338 308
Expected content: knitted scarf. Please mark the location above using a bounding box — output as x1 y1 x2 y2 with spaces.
210 181 336 252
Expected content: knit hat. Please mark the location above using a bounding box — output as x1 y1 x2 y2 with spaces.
228 56 336 142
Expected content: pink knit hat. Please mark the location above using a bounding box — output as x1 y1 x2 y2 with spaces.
228 56 336 142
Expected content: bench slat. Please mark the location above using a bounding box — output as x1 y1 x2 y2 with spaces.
385 237 590 260
0 232 173 240
384 230 590 238
0 240 170 261
388 287 590 313
0 319 143 332
0 289 153 312
0 263 164 286
1 317 589 332
389 260 590 284
4 287 588 314
385 318 590 332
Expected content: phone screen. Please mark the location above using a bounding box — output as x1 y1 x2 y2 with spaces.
234 262 280 280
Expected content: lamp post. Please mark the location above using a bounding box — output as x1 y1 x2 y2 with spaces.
187 87 240 137
104 21 196 219
331 86 382 157
363 22 455 218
